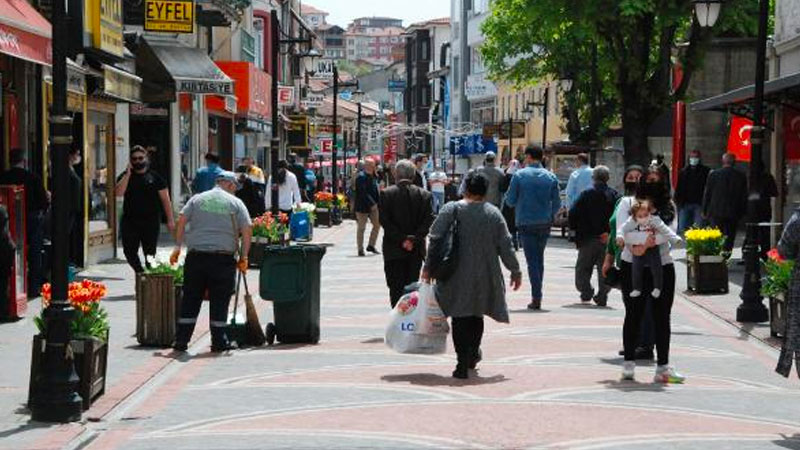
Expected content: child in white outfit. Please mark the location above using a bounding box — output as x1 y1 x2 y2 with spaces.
620 200 681 298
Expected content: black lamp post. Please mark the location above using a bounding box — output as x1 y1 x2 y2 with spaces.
269 10 314 214
724 0 769 323
331 64 358 222
523 86 550 150
29 0 83 423
352 89 365 162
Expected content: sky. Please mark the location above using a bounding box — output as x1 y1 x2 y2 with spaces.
300 0 451 28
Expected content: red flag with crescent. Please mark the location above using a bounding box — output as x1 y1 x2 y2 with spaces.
727 116 752 162
784 108 800 161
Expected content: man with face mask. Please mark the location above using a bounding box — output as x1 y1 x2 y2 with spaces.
116 145 175 273
674 150 710 235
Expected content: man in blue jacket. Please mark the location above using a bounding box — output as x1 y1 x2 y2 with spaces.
505 145 561 310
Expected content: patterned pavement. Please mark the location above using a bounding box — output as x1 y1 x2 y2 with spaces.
29 222 800 449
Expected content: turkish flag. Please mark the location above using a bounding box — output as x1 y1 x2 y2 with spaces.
784 108 800 161
727 116 752 162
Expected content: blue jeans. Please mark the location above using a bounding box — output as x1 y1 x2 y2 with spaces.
518 225 551 301
678 203 703 236
432 191 445 214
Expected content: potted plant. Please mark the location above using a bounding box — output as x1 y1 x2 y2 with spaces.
333 193 348 224
135 262 184 347
30 280 110 410
762 248 794 338
250 211 289 266
685 227 729 294
314 192 334 227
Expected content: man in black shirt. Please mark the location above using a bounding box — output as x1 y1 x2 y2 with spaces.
115 145 175 273
674 149 711 235
288 153 308 201
0 148 49 294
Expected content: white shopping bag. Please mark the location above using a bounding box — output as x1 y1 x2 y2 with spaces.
385 285 447 354
416 282 450 336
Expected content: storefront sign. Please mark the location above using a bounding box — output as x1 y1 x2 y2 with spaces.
388 79 406 92
465 73 497 101
301 93 324 108
0 23 51 66
177 79 233 95
316 124 341 134
496 121 526 139
214 61 271 121
89 0 124 57
288 115 309 149
278 86 295 106
102 64 141 102
319 138 333 153
145 0 195 33
312 59 335 80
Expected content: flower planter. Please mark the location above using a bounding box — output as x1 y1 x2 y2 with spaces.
770 293 787 338
29 334 109 410
135 274 182 347
315 208 333 227
687 255 729 294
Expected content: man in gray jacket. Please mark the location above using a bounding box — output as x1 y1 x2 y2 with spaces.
460 151 506 209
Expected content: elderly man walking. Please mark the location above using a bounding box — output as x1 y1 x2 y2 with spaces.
505 145 561 310
171 172 252 352
703 152 747 256
565 153 593 210
459 151 506 209
569 166 619 306
380 160 435 307
356 159 381 256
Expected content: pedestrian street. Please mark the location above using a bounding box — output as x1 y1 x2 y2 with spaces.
50 220 800 450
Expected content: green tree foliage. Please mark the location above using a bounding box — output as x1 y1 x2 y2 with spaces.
481 0 760 164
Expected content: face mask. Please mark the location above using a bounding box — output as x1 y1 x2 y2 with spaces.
132 161 148 171
689 157 700 166
73 156 82 166
636 217 649 226
624 181 638 194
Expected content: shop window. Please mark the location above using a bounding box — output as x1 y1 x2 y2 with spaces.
87 111 113 233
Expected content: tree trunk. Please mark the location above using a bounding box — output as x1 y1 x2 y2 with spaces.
622 108 651 166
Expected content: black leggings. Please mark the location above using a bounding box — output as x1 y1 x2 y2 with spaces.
452 316 484 363
621 261 675 366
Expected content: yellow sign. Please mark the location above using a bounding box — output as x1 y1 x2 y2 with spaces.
89 0 124 57
144 0 195 33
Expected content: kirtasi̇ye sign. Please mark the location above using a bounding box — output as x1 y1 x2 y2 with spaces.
89 0 124 57
145 0 195 33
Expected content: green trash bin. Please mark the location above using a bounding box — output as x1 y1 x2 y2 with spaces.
259 244 327 344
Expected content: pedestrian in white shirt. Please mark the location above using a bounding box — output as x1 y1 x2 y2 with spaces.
265 160 302 214
428 170 448 213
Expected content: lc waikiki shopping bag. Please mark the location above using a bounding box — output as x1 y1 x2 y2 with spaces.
385 284 448 354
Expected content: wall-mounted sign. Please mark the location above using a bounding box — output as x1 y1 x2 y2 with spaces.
388 79 406 92
301 93 324 108
319 138 333 153
144 0 195 33
278 86 295 106
102 64 141 103
464 73 497 101
338 90 352 101
288 115 309 149
311 59 335 80
495 121 526 139
89 0 124 57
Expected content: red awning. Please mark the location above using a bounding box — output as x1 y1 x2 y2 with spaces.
0 0 51 65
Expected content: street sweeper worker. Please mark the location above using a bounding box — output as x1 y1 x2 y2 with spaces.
170 171 252 352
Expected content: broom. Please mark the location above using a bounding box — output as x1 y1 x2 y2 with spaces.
241 273 266 346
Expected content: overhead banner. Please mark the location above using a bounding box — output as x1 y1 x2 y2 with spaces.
145 0 195 33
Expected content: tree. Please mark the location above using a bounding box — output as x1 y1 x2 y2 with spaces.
481 0 760 164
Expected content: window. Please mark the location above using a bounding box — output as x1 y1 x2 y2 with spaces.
390 37 398 43
380 47 389 54
380 37 388 43
500 97 505 120
419 38 430 61
421 85 431 107
87 111 113 233
348 39 355 45
453 56 459 87
253 18 264 69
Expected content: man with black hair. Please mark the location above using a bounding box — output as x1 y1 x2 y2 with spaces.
192 153 223 194
703 152 748 255
0 148 49 294
116 145 175 273
288 153 308 201
505 145 561 310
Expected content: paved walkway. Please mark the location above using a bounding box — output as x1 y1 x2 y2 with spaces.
3 221 800 449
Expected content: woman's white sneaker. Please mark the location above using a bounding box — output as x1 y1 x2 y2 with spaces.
654 365 685 384
621 361 636 380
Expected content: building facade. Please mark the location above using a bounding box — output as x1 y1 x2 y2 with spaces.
345 17 405 65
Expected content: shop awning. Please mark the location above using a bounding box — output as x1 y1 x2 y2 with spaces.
690 71 800 117
215 61 271 121
0 0 51 65
135 38 233 103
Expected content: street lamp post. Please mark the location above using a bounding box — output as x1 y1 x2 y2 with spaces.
352 89 365 162
29 0 83 423
523 86 549 149
331 64 358 222
732 0 770 322
269 10 314 214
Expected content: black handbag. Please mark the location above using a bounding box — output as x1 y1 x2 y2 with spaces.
429 205 460 281
604 265 622 289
